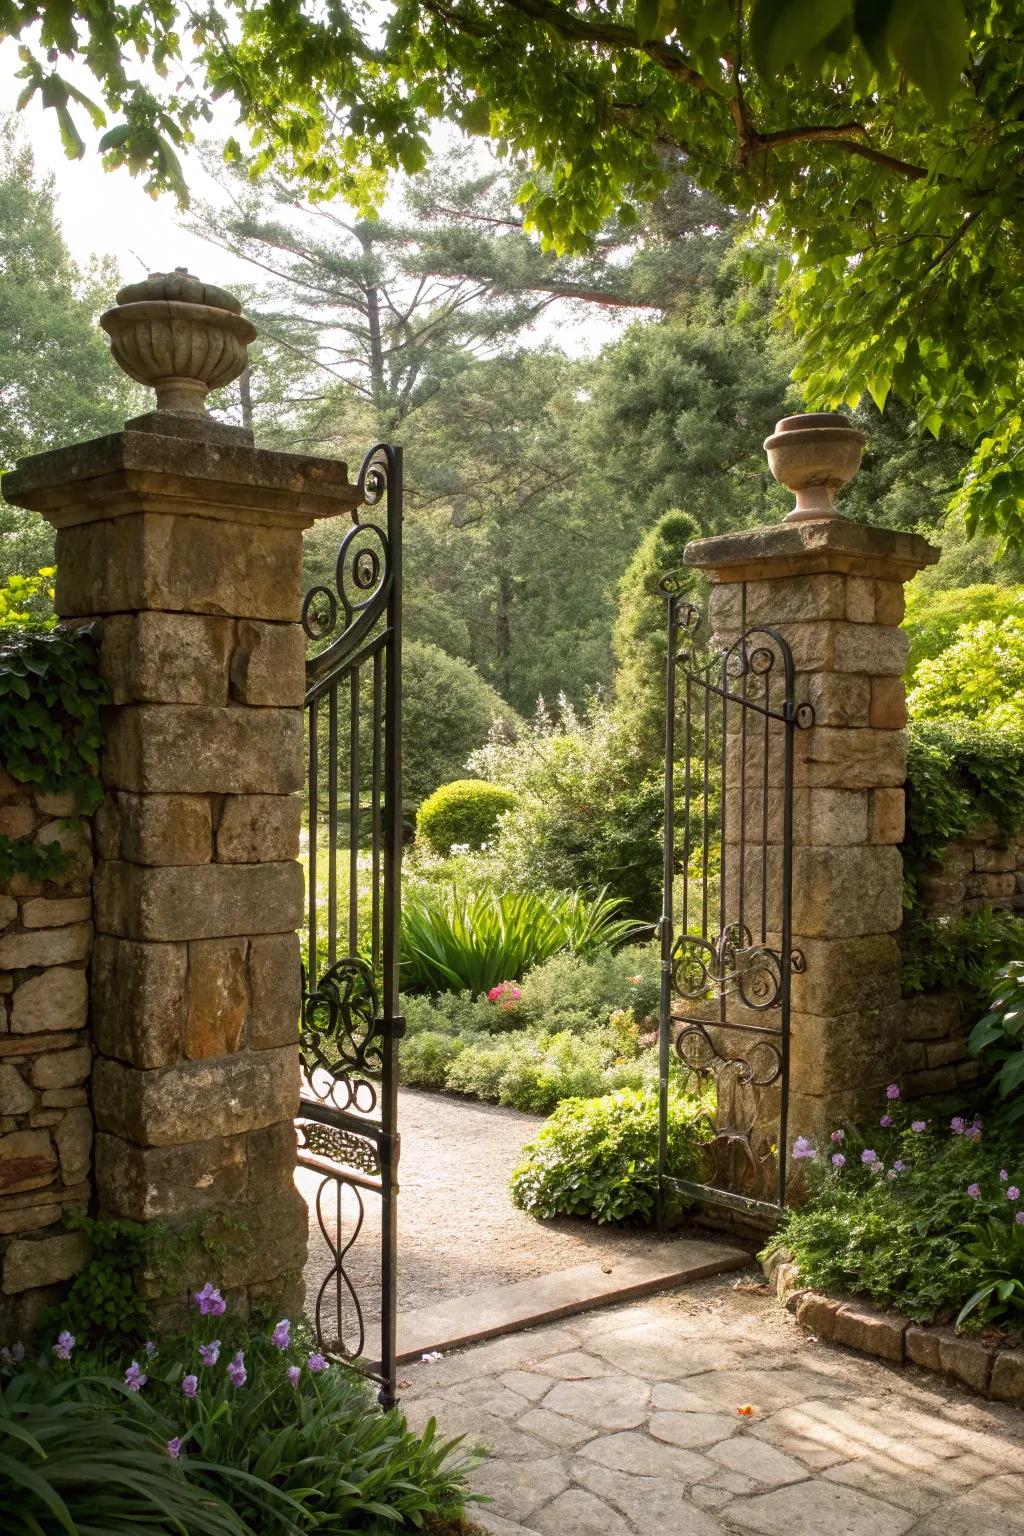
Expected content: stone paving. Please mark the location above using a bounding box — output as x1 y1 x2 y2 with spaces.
399 1274 1024 1536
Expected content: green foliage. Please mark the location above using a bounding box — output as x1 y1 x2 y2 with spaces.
901 911 1024 1003
416 778 517 857
400 884 639 995
908 618 1024 732
904 583 1024 679
903 719 1024 904
470 699 664 919
770 1098 1024 1328
400 641 519 806
446 1029 618 1113
56 1216 152 1348
970 961 1024 1127
0 568 56 631
399 1029 466 1091
509 1086 706 1225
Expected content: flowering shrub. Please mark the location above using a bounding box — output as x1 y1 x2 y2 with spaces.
0 1285 476 1534
769 1085 1024 1329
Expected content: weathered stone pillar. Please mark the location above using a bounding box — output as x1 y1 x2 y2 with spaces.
685 414 937 1155
3 271 361 1315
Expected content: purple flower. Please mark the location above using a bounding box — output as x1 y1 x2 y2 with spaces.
193 1282 226 1317
893 1160 906 1173
880 1115 892 1128
198 1340 221 1367
167 1437 182 1460
830 1129 845 1144
861 1149 878 1165
124 1361 148 1392
143 1340 157 1358
307 1352 328 1374
792 1136 816 1161
950 1116 966 1135
1000 1169 1009 1182
967 1183 982 1200
287 1364 301 1388
182 1374 199 1399
1016 1212 1024 1226
10 1342 24 1364
1008 1187 1021 1202
271 1319 291 1351
832 1153 846 1168
966 1126 982 1144
53 1331 75 1361
227 1351 246 1388
911 1120 927 1133
886 1083 900 1101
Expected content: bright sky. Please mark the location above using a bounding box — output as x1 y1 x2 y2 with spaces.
2 39 629 358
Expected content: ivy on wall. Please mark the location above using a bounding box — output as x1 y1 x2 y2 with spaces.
904 719 1024 900
0 622 106 880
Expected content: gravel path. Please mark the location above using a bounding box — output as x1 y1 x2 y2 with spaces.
300 1088 704 1335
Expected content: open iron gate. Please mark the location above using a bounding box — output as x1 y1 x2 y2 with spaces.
295 444 403 1405
657 580 813 1222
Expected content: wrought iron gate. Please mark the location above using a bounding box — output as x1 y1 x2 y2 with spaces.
295 444 402 1405
657 580 812 1221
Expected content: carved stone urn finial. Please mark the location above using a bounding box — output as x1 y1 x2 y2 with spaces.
100 267 257 416
763 412 866 523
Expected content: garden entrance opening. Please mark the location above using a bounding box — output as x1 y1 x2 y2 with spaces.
294 444 403 1405
657 580 813 1222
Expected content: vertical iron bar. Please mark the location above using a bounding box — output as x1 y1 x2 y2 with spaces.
701 679 711 938
308 698 319 986
371 649 383 971
657 593 678 1230
718 644 728 1022
350 666 360 958
778 661 797 1209
328 684 338 969
760 665 770 945
682 675 691 935
738 587 747 946
379 447 403 1408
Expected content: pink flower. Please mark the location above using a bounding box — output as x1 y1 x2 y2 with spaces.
1016 1212 1024 1226
167 1437 182 1459
792 1136 816 1161
880 1115 892 1128
861 1149 878 1165
53 1331 75 1361
271 1319 291 1350
830 1129 845 1144
287 1364 301 1388
1008 1187 1021 1202
182 1374 198 1399
629 976 642 985
124 1361 148 1392
967 1183 982 1199
227 1351 246 1388
886 1084 900 1100
832 1153 846 1168
193 1283 226 1317
308 1351 328 1374
911 1121 927 1133
1000 1169 1009 1182
950 1117 966 1135
199 1340 221 1367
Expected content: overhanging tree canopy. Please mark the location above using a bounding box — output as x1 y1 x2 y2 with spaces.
8 1 1024 540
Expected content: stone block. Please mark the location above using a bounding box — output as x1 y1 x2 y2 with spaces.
103 705 303 795
916 872 966 911
248 933 301 1049
868 788 905 845
0 1129 57 1193
905 1327 942 1373
873 581 905 626
924 1036 971 1068
0 895 16 928
869 676 907 730
3 1229 91 1294
229 621 305 707
974 845 1017 873
0 804 36 839
794 1291 841 1338
990 1348 1024 1402
30 1046 91 1091
246 1119 299 1196
905 1065 958 1096
95 792 213 866
790 1006 903 1098
0 923 91 971
793 727 906 790
34 820 92 893
803 673 871 728
216 795 303 864
845 577 875 623
966 872 1016 899
35 789 77 816
92 1045 300 1145
792 788 869 847
41 1088 88 1108
95 1130 247 1219
0 1203 62 1236
54 511 303 622
95 861 303 941
207 1186 309 1290
90 936 186 1068
902 992 962 1041
0 1065 33 1116
55 1106 93 1184
790 935 902 1016
20 897 92 928
185 938 250 1059
831 623 908 676
0 1032 80 1059
791 846 904 937
100 611 234 704
936 1330 995 1394
832 1300 907 1363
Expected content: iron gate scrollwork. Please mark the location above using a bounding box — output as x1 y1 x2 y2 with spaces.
657 579 812 1221
296 443 402 1405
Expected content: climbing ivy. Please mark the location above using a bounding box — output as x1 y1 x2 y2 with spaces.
0 623 106 880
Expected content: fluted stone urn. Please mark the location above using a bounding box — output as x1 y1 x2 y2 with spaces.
763 412 866 522
100 267 257 415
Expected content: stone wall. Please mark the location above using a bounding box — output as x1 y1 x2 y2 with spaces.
915 823 1024 918
0 770 93 1339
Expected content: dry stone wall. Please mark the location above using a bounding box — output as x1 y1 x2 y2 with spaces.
915 823 1024 918
0 771 93 1339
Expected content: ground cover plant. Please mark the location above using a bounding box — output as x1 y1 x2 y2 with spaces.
0 1285 476 1535
509 1085 708 1225
770 1085 1024 1331
399 941 662 1113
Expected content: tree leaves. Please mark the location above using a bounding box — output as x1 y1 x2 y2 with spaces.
887 0 968 109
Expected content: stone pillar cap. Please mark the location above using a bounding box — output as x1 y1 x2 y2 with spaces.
685 517 939 583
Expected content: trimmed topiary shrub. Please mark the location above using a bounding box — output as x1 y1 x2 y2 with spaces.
416 778 517 856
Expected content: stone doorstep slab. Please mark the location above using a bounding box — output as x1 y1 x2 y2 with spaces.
395 1237 751 1364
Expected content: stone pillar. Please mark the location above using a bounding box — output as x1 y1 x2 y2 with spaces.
684 415 937 1154
3 271 362 1315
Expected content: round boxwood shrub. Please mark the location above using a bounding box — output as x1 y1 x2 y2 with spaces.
416 778 517 855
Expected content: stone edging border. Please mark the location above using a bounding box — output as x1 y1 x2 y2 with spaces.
761 1249 1024 1404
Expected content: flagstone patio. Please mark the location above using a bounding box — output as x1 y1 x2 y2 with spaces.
399 1273 1024 1536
